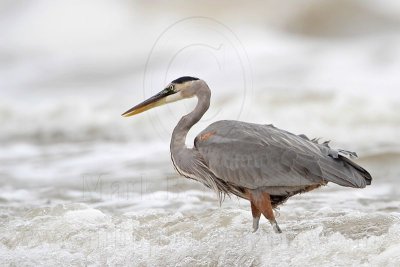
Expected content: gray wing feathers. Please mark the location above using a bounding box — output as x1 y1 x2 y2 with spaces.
195 120 371 189
310 138 371 187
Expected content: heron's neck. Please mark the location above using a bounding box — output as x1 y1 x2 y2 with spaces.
170 89 210 154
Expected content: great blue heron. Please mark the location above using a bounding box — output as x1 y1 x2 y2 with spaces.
122 76 372 233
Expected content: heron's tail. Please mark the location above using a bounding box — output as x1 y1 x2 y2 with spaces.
311 139 373 188
339 155 372 186
318 153 372 188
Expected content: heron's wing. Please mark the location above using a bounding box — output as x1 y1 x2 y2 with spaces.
194 120 371 189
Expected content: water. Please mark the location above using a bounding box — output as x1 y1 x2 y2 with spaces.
1 1 400 266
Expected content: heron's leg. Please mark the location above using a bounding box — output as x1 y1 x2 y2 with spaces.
250 201 261 232
251 192 282 233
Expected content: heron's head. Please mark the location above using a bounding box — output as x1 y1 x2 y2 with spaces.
122 76 203 117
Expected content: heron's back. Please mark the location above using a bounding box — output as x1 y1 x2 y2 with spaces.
194 120 372 195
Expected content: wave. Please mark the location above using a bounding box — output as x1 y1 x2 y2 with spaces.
1 202 399 266
0 90 399 153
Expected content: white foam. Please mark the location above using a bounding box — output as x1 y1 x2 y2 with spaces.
1 203 399 266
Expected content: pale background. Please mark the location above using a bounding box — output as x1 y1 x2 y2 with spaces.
1 1 400 265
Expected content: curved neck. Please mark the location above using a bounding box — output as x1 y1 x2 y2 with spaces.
170 87 211 154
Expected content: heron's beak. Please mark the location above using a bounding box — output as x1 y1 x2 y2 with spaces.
122 89 177 117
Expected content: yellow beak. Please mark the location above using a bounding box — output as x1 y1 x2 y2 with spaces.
122 89 173 117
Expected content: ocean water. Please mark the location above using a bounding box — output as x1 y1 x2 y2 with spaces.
1 1 400 266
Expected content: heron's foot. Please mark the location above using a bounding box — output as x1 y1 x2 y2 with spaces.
248 191 282 234
252 216 260 232
271 220 282 234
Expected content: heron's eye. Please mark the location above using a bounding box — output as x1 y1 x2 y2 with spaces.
163 85 174 94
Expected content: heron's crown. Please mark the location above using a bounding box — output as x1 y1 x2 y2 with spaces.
171 76 199 84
